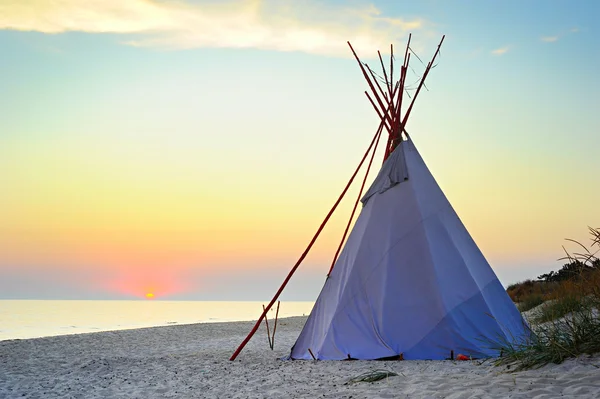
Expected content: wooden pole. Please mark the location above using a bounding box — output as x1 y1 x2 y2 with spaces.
383 35 411 161
366 64 390 106
391 61 408 150
271 301 280 349
328 78 402 275
348 42 395 129
262 304 273 349
389 54 410 153
389 44 394 97
386 35 445 158
403 35 412 71
398 36 445 133
365 92 392 135
394 51 411 135
229 119 387 361
377 50 391 96
327 122 384 276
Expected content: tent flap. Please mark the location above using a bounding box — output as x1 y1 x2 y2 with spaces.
361 142 409 205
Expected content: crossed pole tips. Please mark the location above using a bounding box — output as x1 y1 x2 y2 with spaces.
229 34 445 362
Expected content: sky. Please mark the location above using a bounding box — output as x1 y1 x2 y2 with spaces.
1 0 599 300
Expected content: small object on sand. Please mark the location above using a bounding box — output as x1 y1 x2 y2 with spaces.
456 354 470 361
345 370 399 385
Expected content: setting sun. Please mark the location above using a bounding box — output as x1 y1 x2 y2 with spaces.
145 293 155 299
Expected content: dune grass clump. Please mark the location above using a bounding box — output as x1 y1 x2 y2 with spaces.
493 305 600 371
517 294 545 313
495 227 600 371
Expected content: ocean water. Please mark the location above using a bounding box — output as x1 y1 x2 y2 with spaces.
0 300 314 341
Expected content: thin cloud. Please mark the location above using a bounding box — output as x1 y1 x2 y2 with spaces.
540 27 580 43
0 0 426 57
541 36 559 43
491 46 509 56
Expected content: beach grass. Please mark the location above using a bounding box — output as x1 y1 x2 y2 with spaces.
496 227 600 371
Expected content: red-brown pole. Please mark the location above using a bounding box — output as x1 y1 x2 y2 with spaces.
327 123 384 276
365 92 392 135
366 76 401 135
398 36 445 133
377 50 391 96
262 304 272 349
384 75 406 161
348 42 395 129
389 55 410 153
403 35 412 69
383 35 411 162
386 34 446 159
366 64 390 107
271 301 280 349
394 46 411 134
329 79 401 275
393 34 412 135
389 44 394 97
229 120 386 361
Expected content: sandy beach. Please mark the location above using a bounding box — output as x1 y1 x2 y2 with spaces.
1 316 599 398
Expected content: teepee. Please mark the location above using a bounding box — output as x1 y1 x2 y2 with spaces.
230 35 528 361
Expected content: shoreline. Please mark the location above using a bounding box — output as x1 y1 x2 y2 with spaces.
0 300 314 342
0 317 264 343
1 316 599 398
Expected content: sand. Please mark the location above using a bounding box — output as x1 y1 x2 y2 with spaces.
1 316 599 398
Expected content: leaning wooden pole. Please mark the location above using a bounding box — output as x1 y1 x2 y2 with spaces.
262 304 273 349
366 56 402 135
389 44 394 97
388 53 410 155
271 301 280 349
394 34 412 135
365 86 401 135
377 50 391 96
383 35 411 161
365 92 392 135
366 64 390 105
348 42 395 130
328 74 402 275
398 36 445 133
327 123 384 276
229 119 387 361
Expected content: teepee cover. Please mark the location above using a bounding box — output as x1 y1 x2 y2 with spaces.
288 138 526 360
230 35 527 361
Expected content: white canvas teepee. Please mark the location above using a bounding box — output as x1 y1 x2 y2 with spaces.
230 35 528 361
288 138 527 360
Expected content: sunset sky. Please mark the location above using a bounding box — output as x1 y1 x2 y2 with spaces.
1 0 599 300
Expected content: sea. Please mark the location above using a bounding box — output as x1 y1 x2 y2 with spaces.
0 300 314 341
